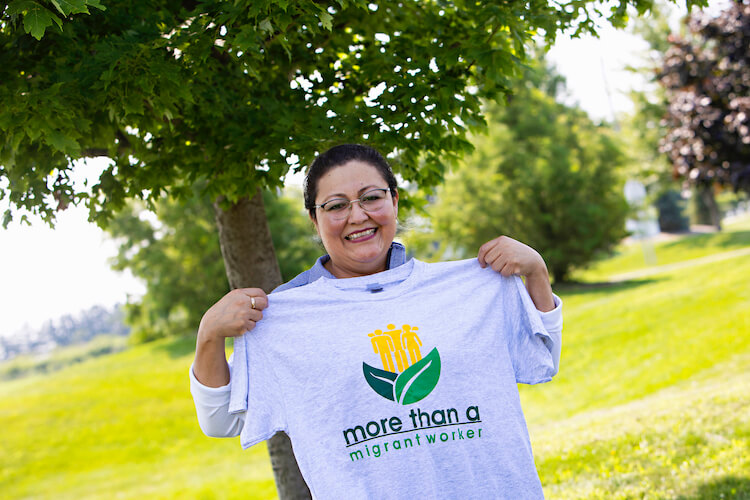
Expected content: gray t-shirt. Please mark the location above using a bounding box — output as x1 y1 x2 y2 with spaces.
230 258 556 499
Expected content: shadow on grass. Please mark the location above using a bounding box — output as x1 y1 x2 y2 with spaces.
555 278 661 297
661 229 750 251
676 476 750 499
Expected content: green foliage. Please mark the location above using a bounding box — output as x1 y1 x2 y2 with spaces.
105 183 229 342
1 223 748 499
4 0 105 40
619 4 693 223
408 62 628 282
105 186 319 342
628 0 677 55
1 0 706 228
618 87 674 188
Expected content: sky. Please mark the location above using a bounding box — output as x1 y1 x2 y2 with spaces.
0 4 709 339
0 160 146 338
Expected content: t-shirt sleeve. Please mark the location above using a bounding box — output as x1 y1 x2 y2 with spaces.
506 275 558 384
229 331 288 449
537 294 563 375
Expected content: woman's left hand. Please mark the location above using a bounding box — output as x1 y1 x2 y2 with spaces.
478 235 555 311
477 235 548 279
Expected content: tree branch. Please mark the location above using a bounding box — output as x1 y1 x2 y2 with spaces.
83 148 111 157
83 130 133 158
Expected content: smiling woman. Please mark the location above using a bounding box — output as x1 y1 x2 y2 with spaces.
308 160 399 278
189 143 563 499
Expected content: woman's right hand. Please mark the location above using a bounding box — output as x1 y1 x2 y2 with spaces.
193 288 269 387
197 288 269 344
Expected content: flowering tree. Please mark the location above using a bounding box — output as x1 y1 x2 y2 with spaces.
660 1 750 226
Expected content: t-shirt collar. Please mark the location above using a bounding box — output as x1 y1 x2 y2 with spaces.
308 241 407 283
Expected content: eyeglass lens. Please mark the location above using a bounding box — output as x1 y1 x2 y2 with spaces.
324 189 388 219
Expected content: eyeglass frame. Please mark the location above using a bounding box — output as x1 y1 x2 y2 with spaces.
313 188 392 218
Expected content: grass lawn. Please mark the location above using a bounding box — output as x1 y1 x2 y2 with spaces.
572 214 750 283
532 352 750 499
1 216 749 499
522 214 750 498
0 336 277 499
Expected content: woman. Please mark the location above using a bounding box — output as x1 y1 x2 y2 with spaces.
191 144 562 498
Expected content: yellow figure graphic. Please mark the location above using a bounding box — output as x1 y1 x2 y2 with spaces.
369 329 395 372
401 324 423 365
384 324 410 372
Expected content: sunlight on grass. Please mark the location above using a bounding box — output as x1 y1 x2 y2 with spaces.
521 218 750 498
0 337 276 499
522 252 750 423
531 353 750 498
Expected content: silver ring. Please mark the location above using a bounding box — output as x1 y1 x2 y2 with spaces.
251 297 256 310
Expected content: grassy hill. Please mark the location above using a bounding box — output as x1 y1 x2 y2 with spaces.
1 217 749 499
0 336 277 499
522 215 750 498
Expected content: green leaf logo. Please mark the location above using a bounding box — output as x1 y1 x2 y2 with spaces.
362 363 397 402
363 348 441 405
394 348 441 405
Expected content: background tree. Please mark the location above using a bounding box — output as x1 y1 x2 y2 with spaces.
619 3 692 232
1 0 706 497
659 1 750 229
408 62 629 283
105 187 320 343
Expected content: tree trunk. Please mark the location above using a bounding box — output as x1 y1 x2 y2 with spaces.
213 188 312 500
697 184 722 231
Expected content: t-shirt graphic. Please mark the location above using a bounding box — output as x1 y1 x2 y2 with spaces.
364 323 440 405
229 258 557 500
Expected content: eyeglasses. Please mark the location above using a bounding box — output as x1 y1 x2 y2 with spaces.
314 188 391 221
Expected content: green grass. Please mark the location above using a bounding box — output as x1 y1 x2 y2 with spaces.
0 335 129 381
520 214 750 498
1 218 749 499
0 336 276 499
521 250 750 423
531 353 750 499
573 213 750 282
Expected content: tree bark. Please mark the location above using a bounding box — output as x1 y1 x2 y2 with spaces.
213 188 312 500
697 184 722 231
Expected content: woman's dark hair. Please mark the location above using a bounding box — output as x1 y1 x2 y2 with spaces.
304 144 398 220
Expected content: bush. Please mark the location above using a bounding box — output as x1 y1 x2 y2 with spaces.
655 190 690 232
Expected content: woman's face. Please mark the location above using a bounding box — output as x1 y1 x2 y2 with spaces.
312 160 399 278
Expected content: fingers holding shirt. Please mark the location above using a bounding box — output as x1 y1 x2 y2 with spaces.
198 288 269 343
477 235 547 278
